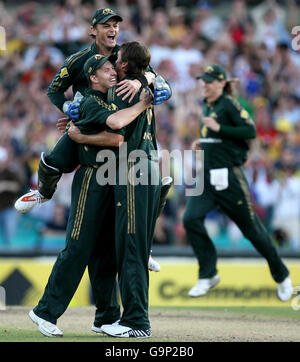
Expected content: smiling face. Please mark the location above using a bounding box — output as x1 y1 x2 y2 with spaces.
90 61 117 92
90 18 120 54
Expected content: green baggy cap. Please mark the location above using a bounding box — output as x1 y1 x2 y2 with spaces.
197 64 227 82
84 53 117 80
91 8 123 26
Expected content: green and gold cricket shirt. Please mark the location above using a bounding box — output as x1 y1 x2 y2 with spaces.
108 81 158 161
47 42 120 112
74 88 119 167
200 92 256 170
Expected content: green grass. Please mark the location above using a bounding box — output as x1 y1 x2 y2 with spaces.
1 306 299 342
0 328 124 342
0 328 162 342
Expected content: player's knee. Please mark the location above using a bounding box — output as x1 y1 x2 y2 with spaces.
241 225 263 242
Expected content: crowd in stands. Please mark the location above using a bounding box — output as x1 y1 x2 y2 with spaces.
1 0 300 251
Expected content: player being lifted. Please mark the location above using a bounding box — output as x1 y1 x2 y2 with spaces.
15 8 172 272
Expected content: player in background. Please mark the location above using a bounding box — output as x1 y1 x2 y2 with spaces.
183 64 293 302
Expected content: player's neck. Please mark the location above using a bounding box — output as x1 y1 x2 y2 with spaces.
206 90 223 103
91 84 108 94
96 42 114 56
118 71 126 81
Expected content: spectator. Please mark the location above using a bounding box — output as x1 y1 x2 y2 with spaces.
0 146 23 246
1 0 300 251
271 163 300 249
195 1 224 42
251 0 291 54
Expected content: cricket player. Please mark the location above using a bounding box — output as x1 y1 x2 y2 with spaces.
68 42 162 338
183 64 293 302
27 53 154 337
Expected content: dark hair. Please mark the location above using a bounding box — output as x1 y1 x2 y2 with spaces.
120 41 151 76
223 78 239 96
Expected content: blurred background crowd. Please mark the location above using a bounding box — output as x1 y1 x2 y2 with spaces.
1 0 300 253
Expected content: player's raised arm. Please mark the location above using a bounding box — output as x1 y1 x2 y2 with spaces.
106 88 153 130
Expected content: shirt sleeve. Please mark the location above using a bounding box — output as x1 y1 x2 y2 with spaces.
75 98 116 134
218 96 256 139
105 88 140 137
47 57 76 112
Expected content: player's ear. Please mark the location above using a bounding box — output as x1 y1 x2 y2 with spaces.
220 80 226 88
90 26 96 37
90 74 98 84
121 61 128 72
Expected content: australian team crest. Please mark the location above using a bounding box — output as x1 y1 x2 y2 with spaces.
205 66 214 73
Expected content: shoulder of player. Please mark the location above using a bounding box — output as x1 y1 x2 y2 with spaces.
83 92 118 111
223 94 243 111
64 46 93 70
113 82 140 108
223 94 254 123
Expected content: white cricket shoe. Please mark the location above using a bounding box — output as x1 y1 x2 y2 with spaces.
91 319 120 334
101 324 151 338
277 276 293 302
188 274 220 297
148 255 161 272
15 190 47 213
29 310 63 337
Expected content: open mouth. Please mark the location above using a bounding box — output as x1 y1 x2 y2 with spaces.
107 34 115 42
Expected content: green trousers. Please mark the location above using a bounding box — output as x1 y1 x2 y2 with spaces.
34 166 120 325
44 133 79 174
183 166 289 283
114 158 161 330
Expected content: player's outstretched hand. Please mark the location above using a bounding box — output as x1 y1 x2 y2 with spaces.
116 79 141 103
56 117 69 134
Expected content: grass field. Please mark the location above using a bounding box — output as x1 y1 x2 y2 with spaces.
1 306 300 342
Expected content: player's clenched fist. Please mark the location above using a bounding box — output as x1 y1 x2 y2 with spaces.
202 117 220 132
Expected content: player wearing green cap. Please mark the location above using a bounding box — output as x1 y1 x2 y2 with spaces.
48 7 123 112
183 64 293 302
